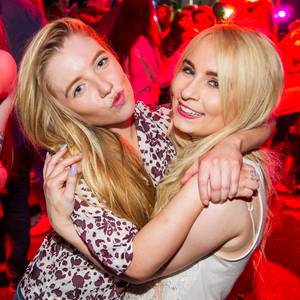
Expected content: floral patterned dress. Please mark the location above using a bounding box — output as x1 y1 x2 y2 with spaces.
19 102 175 300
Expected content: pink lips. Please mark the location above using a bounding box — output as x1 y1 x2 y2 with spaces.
177 102 201 119
112 92 125 107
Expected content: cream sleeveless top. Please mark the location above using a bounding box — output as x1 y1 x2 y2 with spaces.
124 159 267 300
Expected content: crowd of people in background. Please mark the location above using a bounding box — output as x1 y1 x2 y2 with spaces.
0 0 299 298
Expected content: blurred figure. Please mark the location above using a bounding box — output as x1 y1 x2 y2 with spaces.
0 0 46 292
68 0 110 28
192 5 216 33
231 0 278 42
30 0 46 17
0 50 16 189
181 3 198 15
162 10 196 58
159 10 198 104
156 4 172 39
44 0 67 21
96 0 123 38
0 30 17 293
109 0 169 106
272 22 300 193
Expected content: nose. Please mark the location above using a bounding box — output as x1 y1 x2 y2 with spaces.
180 80 200 102
95 75 113 98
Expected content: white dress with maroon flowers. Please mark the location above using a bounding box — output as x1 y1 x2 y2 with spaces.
19 102 175 300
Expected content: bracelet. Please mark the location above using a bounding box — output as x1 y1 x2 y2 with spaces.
0 131 4 154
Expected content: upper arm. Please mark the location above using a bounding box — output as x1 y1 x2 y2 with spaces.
158 200 249 276
71 199 138 276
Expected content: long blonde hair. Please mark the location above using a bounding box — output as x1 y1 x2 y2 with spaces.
15 18 155 228
155 25 284 214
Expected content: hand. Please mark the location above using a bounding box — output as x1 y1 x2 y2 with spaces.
236 164 259 199
43 146 82 228
181 138 242 205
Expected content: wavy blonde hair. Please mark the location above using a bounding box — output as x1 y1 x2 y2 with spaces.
154 24 284 214
15 18 155 228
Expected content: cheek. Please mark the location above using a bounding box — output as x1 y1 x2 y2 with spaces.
170 75 183 98
204 95 222 117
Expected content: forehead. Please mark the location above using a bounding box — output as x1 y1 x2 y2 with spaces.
59 34 105 58
45 34 106 94
185 36 217 67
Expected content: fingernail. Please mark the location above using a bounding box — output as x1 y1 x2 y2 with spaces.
203 200 209 206
70 165 77 176
60 144 68 151
46 151 49 158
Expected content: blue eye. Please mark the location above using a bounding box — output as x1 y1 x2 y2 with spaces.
208 79 219 89
73 84 84 97
97 57 108 68
181 65 194 75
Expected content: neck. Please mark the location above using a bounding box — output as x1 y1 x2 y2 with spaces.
109 116 139 152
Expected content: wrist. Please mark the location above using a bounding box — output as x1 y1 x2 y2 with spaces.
49 212 72 229
220 134 242 152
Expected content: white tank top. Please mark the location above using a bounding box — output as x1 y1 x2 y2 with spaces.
124 159 267 300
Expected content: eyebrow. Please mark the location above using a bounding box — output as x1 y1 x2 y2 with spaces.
183 59 194 69
64 49 106 98
182 59 218 77
206 70 218 77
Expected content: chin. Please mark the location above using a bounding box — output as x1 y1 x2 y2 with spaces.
173 121 194 136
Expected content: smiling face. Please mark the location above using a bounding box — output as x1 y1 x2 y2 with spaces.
45 34 135 129
171 35 231 138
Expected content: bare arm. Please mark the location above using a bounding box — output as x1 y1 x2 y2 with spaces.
0 50 17 154
44 149 203 283
152 197 252 279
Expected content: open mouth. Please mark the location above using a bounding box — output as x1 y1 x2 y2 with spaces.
177 102 204 119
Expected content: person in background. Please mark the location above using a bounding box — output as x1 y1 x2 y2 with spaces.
159 10 198 104
191 5 216 33
156 4 172 39
272 20 300 193
162 10 196 59
0 0 46 292
0 25 17 286
0 50 17 184
109 0 169 106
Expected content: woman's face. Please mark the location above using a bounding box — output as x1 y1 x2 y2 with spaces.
171 36 229 137
45 34 135 128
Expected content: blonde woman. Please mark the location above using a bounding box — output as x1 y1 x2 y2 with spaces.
15 19 272 299
124 25 283 299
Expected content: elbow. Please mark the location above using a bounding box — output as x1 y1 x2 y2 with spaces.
124 267 154 284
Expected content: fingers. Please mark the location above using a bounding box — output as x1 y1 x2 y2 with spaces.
44 144 68 178
43 151 52 180
208 159 222 203
44 165 77 206
50 154 82 179
44 168 69 197
198 158 242 205
220 160 230 201
181 161 199 185
64 165 78 203
43 147 82 181
198 161 210 206
236 165 259 199
228 160 241 199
